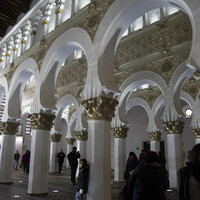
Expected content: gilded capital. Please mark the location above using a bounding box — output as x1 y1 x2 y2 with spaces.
66 138 76 145
74 131 88 141
81 96 118 121
148 132 161 141
50 134 62 142
192 128 200 139
112 127 129 139
0 122 19 135
163 120 185 135
30 113 55 131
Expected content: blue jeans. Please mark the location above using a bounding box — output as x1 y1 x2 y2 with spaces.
75 192 84 200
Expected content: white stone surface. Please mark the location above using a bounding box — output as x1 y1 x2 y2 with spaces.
0 135 15 183
27 130 50 194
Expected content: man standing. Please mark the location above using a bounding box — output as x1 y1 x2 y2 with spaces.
13 150 20 170
57 149 66 173
67 147 81 185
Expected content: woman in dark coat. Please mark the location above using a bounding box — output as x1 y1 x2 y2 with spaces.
75 159 89 200
124 152 139 184
177 143 200 200
128 151 169 200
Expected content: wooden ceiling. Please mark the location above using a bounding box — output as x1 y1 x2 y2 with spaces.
0 0 33 37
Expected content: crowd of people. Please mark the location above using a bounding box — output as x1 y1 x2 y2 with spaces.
12 143 200 200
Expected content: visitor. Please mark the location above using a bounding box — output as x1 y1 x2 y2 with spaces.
177 143 200 200
67 146 81 185
124 151 139 184
13 150 20 170
75 158 89 200
57 149 66 173
128 151 169 200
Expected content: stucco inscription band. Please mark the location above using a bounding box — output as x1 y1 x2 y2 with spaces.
74 131 88 141
148 132 161 141
112 127 129 139
81 96 118 121
30 113 55 131
163 120 185 135
0 122 19 135
66 138 76 145
192 129 200 139
50 134 62 142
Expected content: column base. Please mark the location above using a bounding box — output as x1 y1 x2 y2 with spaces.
26 192 49 196
0 181 13 184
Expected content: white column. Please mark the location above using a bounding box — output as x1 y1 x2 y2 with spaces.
49 134 62 172
82 96 118 200
0 122 19 183
112 127 128 182
167 134 183 187
0 135 16 183
49 142 59 172
27 113 55 195
148 132 161 153
87 120 111 200
150 141 160 153
163 120 184 188
114 138 125 181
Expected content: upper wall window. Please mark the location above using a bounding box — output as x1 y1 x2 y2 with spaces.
131 16 143 31
163 7 179 16
146 8 160 25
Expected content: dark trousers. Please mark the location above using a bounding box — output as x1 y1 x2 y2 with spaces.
71 165 78 183
58 161 63 173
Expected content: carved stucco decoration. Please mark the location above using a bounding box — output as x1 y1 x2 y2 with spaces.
0 122 19 135
114 51 190 87
114 15 191 69
74 0 115 41
182 77 200 100
50 134 62 142
192 129 200 139
130 87 162 109
81 96 118 121
112 127 129 138
162 120 185 135
32 38 50 69
74 131 88 141
148 132 161 141
30 113 55 131
66 138 76 145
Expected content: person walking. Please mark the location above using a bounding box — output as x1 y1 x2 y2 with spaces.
22 150 31 174
177 143 200 200
57 149 66 173
75 158 89 200
13 150 20 170
128 151 169 200
67 146 81 185
124 151 139 184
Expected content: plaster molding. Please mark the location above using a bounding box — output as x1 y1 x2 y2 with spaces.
192 128 200 139
81 96 118 121
112 127 129 138
66 138 76 145
50 134 62 142
148 131 161 141
74 131 88 141
163 120 185 135
0 122 19 135
182 77 200 100
30 113 55 131
74 0 115 41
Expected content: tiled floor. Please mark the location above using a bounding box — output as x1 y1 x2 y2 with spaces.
0 168 176 200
